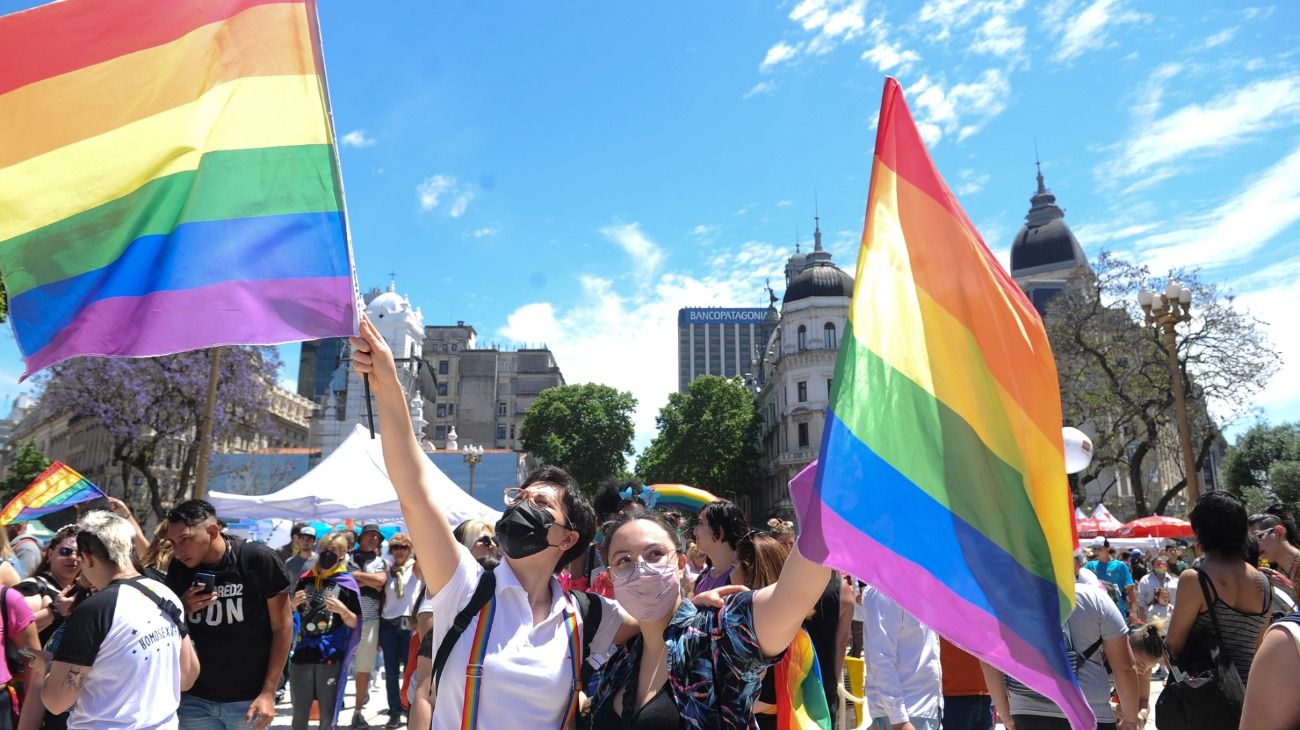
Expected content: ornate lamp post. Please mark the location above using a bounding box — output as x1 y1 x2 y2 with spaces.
462 444 484 498
1138 282 1199 506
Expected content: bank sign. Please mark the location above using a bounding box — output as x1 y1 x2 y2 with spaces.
679 308 767 325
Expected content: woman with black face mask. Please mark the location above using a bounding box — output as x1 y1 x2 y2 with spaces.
289 532 362 730
350 318 641 730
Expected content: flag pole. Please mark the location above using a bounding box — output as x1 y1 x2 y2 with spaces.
192 347 222 500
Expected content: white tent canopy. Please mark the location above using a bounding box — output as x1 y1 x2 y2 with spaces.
209 425 501 525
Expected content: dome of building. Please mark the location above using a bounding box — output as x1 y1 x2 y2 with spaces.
783 262 855 304
365 282 410 319
1009 164 1087 275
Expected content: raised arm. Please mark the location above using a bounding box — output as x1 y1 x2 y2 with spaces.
106 497 149 559
751 548 832 657
350 318 461 596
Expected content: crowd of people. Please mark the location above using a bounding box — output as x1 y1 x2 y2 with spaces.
2 316 1300 730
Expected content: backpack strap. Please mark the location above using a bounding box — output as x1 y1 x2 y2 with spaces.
118 577 188 637
568 590 601 664
431 568 497 694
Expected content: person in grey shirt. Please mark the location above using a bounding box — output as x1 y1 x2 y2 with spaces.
983 577 1143 729
8 523 42 577
284 526 318 593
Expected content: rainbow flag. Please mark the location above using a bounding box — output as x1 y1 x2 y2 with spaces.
0 462 106 525
775 628 832 730
789 78 1090 727
0 0 357 378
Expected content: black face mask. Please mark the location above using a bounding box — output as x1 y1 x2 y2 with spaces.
495 500 566 560
317 551 340 570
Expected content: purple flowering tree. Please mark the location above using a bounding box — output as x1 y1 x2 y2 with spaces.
38 347 282 520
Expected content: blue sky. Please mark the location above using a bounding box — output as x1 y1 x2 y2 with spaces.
2 0 1298 451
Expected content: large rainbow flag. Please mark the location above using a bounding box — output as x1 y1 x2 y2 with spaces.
789 78 1090 727
775 628 832 730
0 0 357 378
0 462 105 525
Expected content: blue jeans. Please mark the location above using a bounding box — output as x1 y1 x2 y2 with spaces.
377 619 412 715
178 694 255 730
942 696 993 730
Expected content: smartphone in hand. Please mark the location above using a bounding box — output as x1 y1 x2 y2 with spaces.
192 572 217 595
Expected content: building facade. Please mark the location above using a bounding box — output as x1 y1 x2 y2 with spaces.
676 308 772 392
753 220 854 521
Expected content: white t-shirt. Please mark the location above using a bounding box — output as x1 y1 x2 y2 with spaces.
383 561 424 620
55 577 187 730
427 546 626 730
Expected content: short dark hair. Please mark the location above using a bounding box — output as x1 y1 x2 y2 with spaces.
521 466 596 574
599 511 686 564
290 522 308 538
1250 503 1300 549
1190 491 1249 559
167 499 218 527
698 499 750 550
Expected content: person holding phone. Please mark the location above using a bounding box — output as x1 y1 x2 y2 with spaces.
290 532 362 730
33 510 199 730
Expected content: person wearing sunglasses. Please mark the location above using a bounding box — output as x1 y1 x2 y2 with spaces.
350 318 639 730
378 533 420 729
15 525 83 646
451 520 500 564
588 509 832 729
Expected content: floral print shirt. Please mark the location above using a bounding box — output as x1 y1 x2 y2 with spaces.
592 592 779 730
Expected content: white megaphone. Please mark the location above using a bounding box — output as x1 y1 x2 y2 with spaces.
1062 426 1093 475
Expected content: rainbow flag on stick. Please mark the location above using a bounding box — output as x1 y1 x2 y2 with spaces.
0 0 357 379
789 78 1091 727
0 462 106 525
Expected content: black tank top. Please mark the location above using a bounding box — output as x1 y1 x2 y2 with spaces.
592 682 683 730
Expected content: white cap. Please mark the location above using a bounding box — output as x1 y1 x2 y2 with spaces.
1089 536 1106 548
300 526 317 538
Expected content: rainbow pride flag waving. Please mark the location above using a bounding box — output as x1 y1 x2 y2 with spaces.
0 0 357 378
775 628 833 730
789 78 1090 727
0 462 105 525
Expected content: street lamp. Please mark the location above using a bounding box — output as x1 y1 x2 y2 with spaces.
462 444 484 497
1138 282 1200 506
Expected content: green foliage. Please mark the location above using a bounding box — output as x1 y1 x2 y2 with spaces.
1223 422 1300 499
0 442 52 504
636 376 762 497
1269 460 1300 506
519 383 637 491
1240 486 1279 516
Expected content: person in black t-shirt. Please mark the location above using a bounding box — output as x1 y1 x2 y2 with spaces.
165 499 293 730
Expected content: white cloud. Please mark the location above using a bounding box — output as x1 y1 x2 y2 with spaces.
416 175 456 212
417 174 474 216
1135 143 1300 270
1203 27 1237 48
690 224 720 242
600 222 666 285
970 14 1027 57
497 240 788 448
955 169 991 195
918 0 1026 55
471 226 498 239
1234 258 1300 419
907 69 1011 146
340 129 376 148
776 199 795 208
859 17 921 74
761 42 799 70
1112 74 1300 179
1048 0 1148 63
744 80 777 99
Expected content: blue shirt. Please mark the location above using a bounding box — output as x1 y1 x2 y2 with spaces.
592 592 778 729
1084 559 1135 616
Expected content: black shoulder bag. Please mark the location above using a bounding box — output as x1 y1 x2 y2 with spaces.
1155 568 1247 730
119 577 188 637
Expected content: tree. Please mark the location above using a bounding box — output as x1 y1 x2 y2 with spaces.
0 442 52 504
1045 253 1278 516
37 347 282 520
519 384 636 491
1223 422 1300 506
636 376 762 498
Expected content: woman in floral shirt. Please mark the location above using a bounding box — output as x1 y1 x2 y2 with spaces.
591 512 832 729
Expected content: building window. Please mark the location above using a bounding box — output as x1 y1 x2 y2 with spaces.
497 402 507 416
768 403 776 425
797 325 807 351
827 379 833 397
824 322 836 349
436 404 446 417
437 383 448 397
439 360 449 374
447 403 454 415
510 424 516 439
434 425 446 440
797 422 809 448
797 381 807 403
496 423 507 440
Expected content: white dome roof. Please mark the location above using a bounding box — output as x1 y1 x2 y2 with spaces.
365 285 409 319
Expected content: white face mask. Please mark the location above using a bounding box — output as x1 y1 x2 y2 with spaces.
612 559 681 622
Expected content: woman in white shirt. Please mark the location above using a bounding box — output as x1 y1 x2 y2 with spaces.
379 532 421 728
351 319 637 730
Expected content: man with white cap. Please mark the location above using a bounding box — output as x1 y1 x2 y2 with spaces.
1075 547 1100 586
285 526 318 593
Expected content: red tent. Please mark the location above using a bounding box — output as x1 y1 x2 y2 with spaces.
1117 515 1193 539
1076 517 1119 538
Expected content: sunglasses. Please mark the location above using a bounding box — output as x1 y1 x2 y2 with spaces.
475 535 498 548
390 544 411 551
56 547 79 558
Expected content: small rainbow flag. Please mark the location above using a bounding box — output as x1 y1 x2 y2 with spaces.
0 0 357 378
775 628 832 730
790 78 1091 727
0 462 105 525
